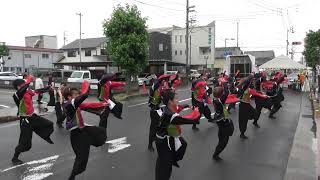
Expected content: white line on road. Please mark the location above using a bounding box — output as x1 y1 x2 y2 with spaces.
1 155 59 173
0 104 10 108
200 113 215 120
23 173 53 180
0 90 15 94
106 137 131 153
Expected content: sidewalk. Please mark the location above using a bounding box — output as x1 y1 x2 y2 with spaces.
284 92 317 180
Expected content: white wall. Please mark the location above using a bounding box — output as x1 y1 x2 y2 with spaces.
171 25 215 67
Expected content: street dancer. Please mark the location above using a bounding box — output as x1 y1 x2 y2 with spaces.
64 81 108 180
212 87 236 161
155 90 200 180
11 76 54 164
55 82 67 128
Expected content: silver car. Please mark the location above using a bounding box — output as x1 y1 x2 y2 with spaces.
0 72 23 81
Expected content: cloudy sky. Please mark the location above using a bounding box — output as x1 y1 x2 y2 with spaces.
0 0 319 61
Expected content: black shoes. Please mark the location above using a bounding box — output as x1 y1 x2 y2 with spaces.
212 154 223 161
269 115 276 119
11 157 23 165
240 134 249 139
253 122 260 128
192 126 200 131
56 123 64 128
44 137 54 144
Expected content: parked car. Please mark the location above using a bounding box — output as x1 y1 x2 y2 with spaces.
164 71 178 75
138 73 157 86
189 69 201 80
287 72 299 85
67 71 99 89
52 69 73 87
0 72 23 81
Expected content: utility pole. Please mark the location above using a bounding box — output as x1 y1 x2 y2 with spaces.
63 31 67 46
76 12 83 70
185 0 195 74
189 16 196 67
236 21 239 47
287 26 294 56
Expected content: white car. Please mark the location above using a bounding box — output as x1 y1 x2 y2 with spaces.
287 73 299 85
165 71 178 75
189 69 201 80
0 72 23 81
138 73 157 86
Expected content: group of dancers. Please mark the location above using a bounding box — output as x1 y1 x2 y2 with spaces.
10 70 286 180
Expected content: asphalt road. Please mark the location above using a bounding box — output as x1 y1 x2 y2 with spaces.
0 88 304 180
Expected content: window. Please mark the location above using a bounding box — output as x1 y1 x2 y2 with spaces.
159 44 163 52
24 54 31 58
85 50 92 56
67 51 76 57
175 36 177 43
42 54 49 59
101 49 107 55
180 35 183 43
175 50 177 55
180 50 182 55
83 72 90 79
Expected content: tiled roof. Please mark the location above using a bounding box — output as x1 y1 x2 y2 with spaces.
61 37 107 50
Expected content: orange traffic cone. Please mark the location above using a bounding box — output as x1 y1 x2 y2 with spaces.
142 82 147 95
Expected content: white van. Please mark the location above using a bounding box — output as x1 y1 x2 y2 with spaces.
67 71 99 89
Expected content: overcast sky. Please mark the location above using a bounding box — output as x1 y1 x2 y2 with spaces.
1 0 319 61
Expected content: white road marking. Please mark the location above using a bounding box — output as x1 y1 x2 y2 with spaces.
106 137 131 153
1 155 59 172
23 173 53 180
0 90 15 94
129 98 192 108
200 113 215 120
0 104 10 108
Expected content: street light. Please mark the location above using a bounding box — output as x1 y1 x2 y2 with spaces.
225 38 235 48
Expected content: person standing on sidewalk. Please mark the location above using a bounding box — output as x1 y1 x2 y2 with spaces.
11 76 54 164
35 73 44 104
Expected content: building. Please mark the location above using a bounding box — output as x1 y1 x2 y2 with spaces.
214 47 242 72
170 22 216 72
25 35 58 49
3 46 63 73
244 50 275 66
55 37 111 71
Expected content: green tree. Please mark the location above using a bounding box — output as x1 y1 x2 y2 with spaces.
103 4 149 93
303 30 320 85
0 43 9 59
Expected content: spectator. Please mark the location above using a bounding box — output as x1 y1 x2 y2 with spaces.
35 73 44 104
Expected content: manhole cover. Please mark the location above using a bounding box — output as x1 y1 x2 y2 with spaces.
302 114 313 118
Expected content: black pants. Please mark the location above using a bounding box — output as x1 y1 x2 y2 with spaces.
155 137 187 180
214 129 229 156
47 89 55 106
270 103 281 116
70 126 106 176
149 109 160 147
37 93 43 103
239 102 257 134
15 114 54 154
55 102 66 125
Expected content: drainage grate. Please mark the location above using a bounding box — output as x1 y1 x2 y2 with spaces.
302 114 313 118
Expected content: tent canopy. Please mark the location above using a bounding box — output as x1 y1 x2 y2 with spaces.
259 55 306 70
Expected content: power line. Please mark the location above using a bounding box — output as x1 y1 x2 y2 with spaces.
153 0 185 6
132 0 184 12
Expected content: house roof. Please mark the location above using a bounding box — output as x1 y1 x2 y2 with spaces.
148 27 175 33
61 37 107 50
8 46 63 53
244 50 275 65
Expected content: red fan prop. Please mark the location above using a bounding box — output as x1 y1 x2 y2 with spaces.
249 88 267 99
225 94 239 104
182 108 200 120
26 75 34 84
82 80 90 94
